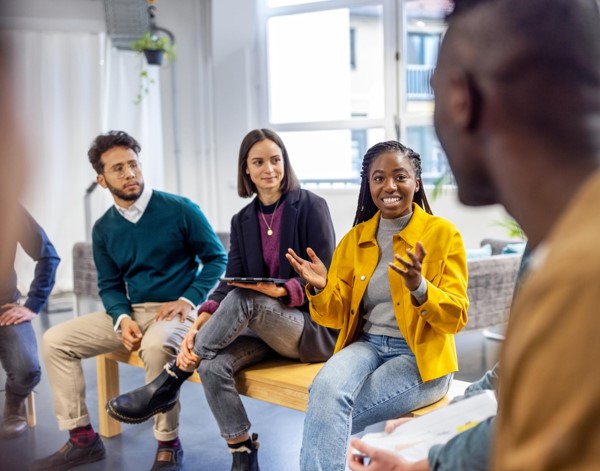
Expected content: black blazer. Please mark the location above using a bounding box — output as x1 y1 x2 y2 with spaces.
208 188 338 362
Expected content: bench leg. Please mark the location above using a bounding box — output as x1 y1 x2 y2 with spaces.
96 355 122 438
26 391 36 428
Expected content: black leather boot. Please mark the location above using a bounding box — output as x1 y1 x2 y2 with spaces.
229 433 260 471
106 362 192 424
1 393 28 438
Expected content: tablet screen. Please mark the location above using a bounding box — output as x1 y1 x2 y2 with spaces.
220 277 288 285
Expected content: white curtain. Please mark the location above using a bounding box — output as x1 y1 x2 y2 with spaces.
3 29 164 294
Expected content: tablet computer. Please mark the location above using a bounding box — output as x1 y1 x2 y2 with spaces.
220 277 288 285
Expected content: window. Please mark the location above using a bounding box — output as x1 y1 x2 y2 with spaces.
260 0 452 186
406 32 440 100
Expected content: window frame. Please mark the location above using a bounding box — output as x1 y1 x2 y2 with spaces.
257 0 450 187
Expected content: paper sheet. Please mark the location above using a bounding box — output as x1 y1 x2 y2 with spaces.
357 390 497 462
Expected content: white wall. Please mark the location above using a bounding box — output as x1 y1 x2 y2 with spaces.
1 0 104 32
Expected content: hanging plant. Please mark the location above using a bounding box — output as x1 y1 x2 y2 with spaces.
132 32 176 66
134 69 155 105
131 32 176 104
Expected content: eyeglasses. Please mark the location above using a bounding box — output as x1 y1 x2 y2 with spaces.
103 161 142 179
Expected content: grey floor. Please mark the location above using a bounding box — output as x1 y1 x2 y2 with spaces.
0 295 501 471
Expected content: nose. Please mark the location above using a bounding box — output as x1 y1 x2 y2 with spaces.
383 177 397 191
264 162 274 173
125 164 136 178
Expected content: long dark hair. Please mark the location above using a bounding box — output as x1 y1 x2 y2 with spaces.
237 129 300 198
352 140 432 226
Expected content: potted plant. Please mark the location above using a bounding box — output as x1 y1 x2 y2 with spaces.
132 32 176 66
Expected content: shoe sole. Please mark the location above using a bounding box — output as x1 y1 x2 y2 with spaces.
105 402 176 424
32 448 105 471
0 423 28 439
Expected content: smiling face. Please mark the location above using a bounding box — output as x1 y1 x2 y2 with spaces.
97 146 144 207
368 151 419 219
245 139 285 202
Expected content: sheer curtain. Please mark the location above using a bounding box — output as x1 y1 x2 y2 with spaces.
4 29 164 293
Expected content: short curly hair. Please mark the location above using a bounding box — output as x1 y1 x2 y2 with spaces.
87 130 141 174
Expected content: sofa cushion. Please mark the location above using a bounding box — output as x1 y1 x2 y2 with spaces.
466 244 493 260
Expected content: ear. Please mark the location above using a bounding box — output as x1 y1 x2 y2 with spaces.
447 68 482 131
97 173 107 189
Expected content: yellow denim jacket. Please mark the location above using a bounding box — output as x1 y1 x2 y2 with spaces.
307 204 469 382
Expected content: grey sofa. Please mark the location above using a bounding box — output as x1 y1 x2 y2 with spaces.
72 237 522 331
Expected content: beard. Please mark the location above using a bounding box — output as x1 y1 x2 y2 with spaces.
106 180 144 202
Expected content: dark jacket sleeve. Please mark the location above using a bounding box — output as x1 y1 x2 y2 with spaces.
428 417 494 471
19 207 60 313
428 363 499 471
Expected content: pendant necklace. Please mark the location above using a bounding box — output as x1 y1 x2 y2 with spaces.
259 197 281 236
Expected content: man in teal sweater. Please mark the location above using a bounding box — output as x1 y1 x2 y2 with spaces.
32 131 227 471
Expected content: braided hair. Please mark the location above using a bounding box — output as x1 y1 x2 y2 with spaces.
352 141 432 227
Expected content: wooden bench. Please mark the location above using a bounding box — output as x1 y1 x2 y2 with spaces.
96 350 470 438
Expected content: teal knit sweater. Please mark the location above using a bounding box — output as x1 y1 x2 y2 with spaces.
92 190 227 324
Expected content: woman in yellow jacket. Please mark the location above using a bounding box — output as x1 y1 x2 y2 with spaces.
287 140 469 471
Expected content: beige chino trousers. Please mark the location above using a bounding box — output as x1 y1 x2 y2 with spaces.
42 302 195 441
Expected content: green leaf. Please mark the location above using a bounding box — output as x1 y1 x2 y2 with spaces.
131 32 176 62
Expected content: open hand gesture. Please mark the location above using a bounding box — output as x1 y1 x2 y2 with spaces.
389 241 426 292
286 247 328 290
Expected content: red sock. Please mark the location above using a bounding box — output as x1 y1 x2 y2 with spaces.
69 424 96 447
158 437 180 448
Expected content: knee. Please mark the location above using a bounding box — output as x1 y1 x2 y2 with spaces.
139 340 175 367
42 325 66 356
220 288 257 313
13 366 41 390
198 357 231 383
309 371 337 401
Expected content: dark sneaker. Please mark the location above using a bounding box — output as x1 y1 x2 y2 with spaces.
106 362 192 424
30 434 105 470
150 443 184 471
230 433 260 471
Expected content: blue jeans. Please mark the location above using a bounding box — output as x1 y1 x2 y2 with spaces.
194 289 305 439
300 333 452 471
0 321 41 399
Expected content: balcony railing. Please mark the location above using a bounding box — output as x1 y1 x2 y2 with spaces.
407 65 435 100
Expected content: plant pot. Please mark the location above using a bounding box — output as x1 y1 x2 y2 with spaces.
143 49 164 66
